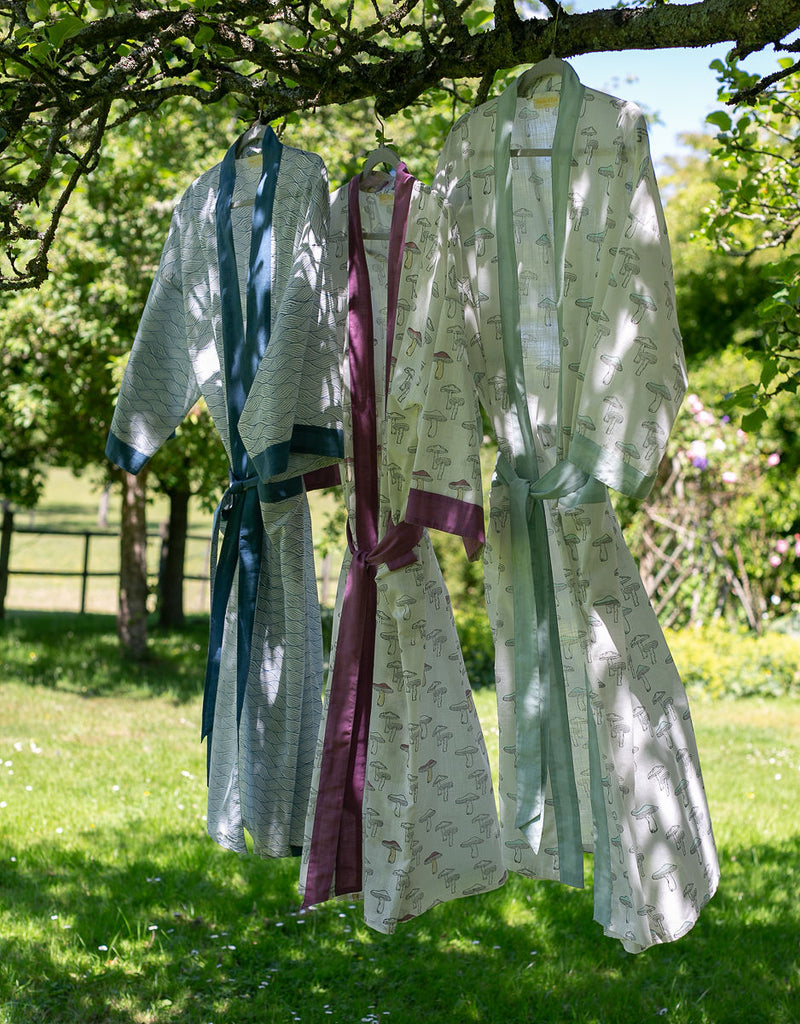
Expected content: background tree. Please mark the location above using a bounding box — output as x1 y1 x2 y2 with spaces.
0 98 231 648
702 59 800 430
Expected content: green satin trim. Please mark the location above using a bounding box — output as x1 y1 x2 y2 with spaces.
569 432 656 500
585 668 612 930
493 67 587 890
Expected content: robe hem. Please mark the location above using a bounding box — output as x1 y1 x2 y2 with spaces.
569 434 655 500
105 432 152 475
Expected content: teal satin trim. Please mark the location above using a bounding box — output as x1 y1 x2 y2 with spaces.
493 68 588 889
202 127 283 777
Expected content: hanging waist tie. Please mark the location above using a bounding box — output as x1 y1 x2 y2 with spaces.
303 516 423 906
202 472 302 778
494 453 605 889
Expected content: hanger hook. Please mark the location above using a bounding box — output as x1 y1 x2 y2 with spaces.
550 4 561 57
374 107 392 148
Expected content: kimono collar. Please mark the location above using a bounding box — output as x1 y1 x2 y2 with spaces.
491 68 587 888
494 63 584 472
347 162 415 551
202 126 285 771
216 125 283 480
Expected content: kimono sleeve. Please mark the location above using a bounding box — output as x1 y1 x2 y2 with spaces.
385 196 485 558
239 167 343 483
106 209 200 474
567 107 687 501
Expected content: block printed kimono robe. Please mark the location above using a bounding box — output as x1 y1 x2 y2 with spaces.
264 166 506 932
107 128 342 859
387 65 719 952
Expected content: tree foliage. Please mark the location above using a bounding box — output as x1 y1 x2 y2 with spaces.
1 0 799 289
703 58 800 430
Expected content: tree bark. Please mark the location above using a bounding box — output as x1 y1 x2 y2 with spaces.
118 468 149 660
158 488 189 629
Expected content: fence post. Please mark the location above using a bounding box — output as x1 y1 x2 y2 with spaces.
0 503 13 620
81 531 91 614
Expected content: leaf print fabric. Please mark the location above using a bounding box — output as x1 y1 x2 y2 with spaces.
388 65 719 952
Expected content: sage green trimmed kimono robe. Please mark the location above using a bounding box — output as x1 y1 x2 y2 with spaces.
388 64 718 952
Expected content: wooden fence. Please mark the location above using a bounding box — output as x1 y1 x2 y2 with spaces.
0 507 211 617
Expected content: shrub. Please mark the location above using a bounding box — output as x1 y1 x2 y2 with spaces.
666 623 800 699
453 604 495 690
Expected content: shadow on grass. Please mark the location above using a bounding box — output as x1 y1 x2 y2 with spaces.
0 828 798 1024
0 611 209 702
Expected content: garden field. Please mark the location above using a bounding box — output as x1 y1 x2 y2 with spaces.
1 613 799 1024
1 471 799 1022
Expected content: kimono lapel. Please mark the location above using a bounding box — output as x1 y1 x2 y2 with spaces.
493 68 586 887
202 128 293 773
303 165 422 906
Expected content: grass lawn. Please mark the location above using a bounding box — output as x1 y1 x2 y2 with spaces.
1 612 799 1024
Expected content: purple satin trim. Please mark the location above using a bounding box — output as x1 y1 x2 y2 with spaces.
304 464 341 492
303 168 421 905
302 517 423 905
384 164 414 392
406 489 485 559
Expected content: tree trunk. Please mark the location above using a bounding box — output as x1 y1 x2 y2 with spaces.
158 488 189 629
118 468 149 659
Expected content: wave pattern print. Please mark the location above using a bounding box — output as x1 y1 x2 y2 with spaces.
240 159 343 481
107 141 339 859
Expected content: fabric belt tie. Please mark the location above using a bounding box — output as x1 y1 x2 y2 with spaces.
303 516 423 906
495 453 605 888
202 473 263 779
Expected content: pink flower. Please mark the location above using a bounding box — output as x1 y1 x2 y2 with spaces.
776 538 790 554
686 393 704 414
769 554 782 568
696 410 716 427
721 471 738 484
767 452 781 467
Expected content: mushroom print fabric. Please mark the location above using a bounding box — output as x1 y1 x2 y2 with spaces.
387 65 719 952
295 166 506 932
108 129 342 859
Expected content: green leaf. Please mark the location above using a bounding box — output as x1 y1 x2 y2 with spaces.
47 14 84 46
706 111 732 132
193 25 215 46
742 408 768 432
760 357 779 387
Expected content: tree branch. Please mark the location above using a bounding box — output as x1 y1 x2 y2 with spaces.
1 0 799 289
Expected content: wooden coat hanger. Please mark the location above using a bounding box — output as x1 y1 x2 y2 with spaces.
513 8 567 157
361 110 401 179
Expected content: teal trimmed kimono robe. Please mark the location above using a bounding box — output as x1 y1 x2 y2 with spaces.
107 131 342 859
388 65 718 952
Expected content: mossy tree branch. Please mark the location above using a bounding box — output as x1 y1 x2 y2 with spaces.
1 0 799 289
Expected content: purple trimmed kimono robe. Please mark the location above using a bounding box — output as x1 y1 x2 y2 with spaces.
288 166 505 932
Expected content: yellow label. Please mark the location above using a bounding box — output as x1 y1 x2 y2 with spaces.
534 95 560 109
